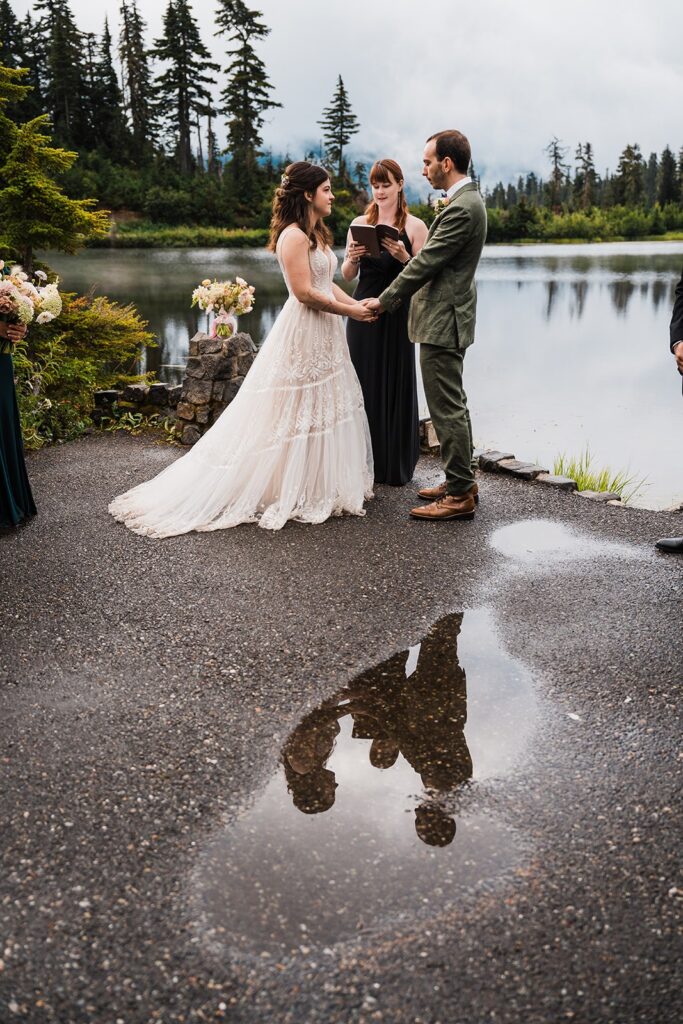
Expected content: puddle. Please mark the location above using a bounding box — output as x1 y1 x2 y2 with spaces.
191 610 539 955
490 519 639 565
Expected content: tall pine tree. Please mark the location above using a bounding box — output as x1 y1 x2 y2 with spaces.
657 145 678 205
215 0 281 201
0 0 23 68
119 0 157 155
151 0 218 175
35 0 88 147
318 76 360 180
91 19 129 156
613 144 645 206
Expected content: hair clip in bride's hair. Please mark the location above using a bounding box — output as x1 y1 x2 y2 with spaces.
281 173 290 186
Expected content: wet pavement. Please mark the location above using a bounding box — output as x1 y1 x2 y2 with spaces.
1 433 681 1023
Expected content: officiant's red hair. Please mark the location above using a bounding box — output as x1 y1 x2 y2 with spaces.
365 159 408 233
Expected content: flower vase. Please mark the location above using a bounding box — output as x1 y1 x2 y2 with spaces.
211 313 238 340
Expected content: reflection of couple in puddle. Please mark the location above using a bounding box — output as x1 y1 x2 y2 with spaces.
282 613 472 847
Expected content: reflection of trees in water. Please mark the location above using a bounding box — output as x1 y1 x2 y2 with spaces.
537 272 681 324
282 613 473 847
570 280 588 319
609 279 636 317
544 280 558 321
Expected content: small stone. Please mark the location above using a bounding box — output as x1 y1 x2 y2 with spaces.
122 383 149 403
166 385 182 407
478 450 515 471
536 473 577 491
147 382 170 405
420 419 439 450
195 405 210 425
183 379 213 405
197 336 223 355
184 356 205 379
577 490 621 503
175 402 195 422
181 424 202 446
94 389 119 408
497 458 548 480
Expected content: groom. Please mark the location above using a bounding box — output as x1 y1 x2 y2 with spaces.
364 130 487 521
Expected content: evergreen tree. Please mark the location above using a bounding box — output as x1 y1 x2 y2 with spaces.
0 65 31 152
657 145 678 205
37 0 88 147
215 0 281 201
0 112 109 271
151 0 218 175
318 75 360 180
17 15 46 121
645 151 658 207
91 19 129 156
0 0 23 68
119 0 157 154
574 141 597 210
613 143 645 206
544 137 569 210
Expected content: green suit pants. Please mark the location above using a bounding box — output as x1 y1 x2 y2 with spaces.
419 343 476 495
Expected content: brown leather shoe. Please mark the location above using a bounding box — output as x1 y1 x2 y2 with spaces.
410 494 476 521
417 481 479 504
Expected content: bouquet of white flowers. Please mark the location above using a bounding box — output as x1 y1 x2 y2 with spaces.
191 276 255 339
0 262 63 353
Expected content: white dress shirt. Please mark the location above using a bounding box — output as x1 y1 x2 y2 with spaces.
445 176 473 201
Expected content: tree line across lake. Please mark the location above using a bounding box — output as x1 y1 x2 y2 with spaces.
1 0 683 243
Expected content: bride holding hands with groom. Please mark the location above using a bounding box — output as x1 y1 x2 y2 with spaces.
109 129 486 537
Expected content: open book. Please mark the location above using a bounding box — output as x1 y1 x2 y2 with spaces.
349 223 401 259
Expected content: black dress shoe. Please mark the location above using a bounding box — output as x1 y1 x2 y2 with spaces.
655 537 683 552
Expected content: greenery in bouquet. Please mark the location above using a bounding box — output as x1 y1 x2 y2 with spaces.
191 277 255 338
0 261 64 353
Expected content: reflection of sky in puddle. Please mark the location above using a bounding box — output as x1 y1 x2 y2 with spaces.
490 519 642 565
190 609 537 955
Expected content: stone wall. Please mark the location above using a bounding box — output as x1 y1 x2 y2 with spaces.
92 381 182 425
175 331 257 445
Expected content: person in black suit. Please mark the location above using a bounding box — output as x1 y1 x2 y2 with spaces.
655 267 683 553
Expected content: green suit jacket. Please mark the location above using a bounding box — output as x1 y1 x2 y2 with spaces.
379 182 487 349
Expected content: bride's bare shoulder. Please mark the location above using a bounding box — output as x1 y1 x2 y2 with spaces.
279 225 309 252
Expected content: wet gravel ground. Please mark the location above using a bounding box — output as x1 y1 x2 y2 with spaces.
1 432 681 1024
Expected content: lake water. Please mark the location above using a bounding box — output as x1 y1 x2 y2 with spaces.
46 241 683 510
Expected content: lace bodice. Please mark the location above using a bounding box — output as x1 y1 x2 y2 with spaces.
276 225 336 297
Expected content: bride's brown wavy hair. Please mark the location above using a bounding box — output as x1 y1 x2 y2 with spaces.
268 161 334 252
365 159 408 233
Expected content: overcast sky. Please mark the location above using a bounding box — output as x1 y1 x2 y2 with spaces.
14 0 683 194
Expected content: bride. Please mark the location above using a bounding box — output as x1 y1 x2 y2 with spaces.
109 161 377 537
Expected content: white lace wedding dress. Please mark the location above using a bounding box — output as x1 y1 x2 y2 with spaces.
108 227 374 536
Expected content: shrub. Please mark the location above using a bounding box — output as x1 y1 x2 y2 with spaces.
13 289 154 448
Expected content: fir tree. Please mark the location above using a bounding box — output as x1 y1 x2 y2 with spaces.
0 64 31 153
151 0 219 175
574 142 597 210
318 76 360 180
544 137 569 210
119 0 157 154
645 151 658 208
0 113 109 271
0 0 23 68
37 0 88 147
17 15 46 121
613 143 645 206
91 19 129 156
657 145 678 205
215 0 281 201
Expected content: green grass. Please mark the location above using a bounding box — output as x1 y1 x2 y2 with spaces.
89 222 270 249
553 448 646 503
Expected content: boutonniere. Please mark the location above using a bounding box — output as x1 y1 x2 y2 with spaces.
432 196 450 216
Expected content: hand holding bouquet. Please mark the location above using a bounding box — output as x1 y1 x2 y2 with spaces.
0 262 63 353
191 276 255 339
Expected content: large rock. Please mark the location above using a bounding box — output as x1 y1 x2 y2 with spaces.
577 490 622 503
148 382 170 405
123 383 149 403
181 424 202 446
478 450 516 472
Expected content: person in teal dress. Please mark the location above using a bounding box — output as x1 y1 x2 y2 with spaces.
0 320 36 528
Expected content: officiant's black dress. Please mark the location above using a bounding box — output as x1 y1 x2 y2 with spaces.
346 232 419 486
0 350 36 528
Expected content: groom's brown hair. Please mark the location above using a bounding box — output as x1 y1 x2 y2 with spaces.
427 130 471 174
